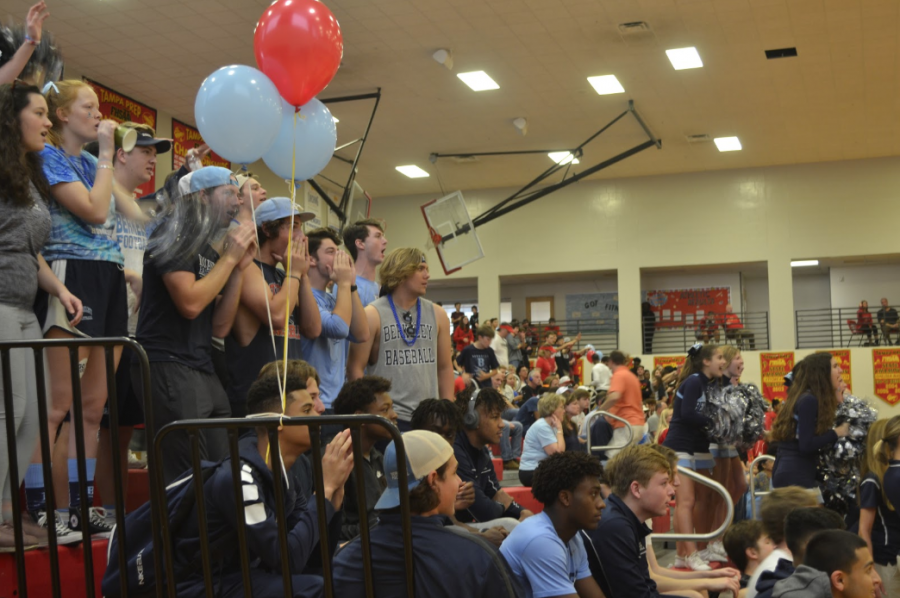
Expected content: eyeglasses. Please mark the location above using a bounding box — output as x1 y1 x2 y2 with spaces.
402 311 415 338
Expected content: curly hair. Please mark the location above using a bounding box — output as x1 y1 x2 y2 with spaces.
531 452 604 508
332 376 392 415
473 387 507 419
410 398 462 436
0 82 52 207
771 352 837 441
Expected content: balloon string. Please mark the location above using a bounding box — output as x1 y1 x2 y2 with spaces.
280 108 300 423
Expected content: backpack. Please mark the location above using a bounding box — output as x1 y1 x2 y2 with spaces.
101 461 235 598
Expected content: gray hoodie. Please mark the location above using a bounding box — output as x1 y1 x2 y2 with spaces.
772 565 832 598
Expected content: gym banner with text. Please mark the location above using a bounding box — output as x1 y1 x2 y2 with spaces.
873 348 900 406
564 293 619 332
643 287 731 328
171 119 231 171
653 355 685 372
760 352 795 402
817 349 852 392
82 77 158 197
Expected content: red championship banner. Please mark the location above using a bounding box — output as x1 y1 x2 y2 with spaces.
654 355 686 371
644 287 731 328
82 78 158 197
760 352 795 402
817 349 852 392
172 119 231 171
873 348 900 405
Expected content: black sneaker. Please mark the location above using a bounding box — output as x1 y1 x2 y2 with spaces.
36 511 82 545
69 507 114 539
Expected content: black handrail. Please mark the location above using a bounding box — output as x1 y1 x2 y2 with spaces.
795 306 899 349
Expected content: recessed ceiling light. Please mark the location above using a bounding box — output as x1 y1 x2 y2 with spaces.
666 47 703 70
548 152 580 165
791 260 819 267
395 165 430 178
456 71 499 91
587 75 624 95
713 136 742 152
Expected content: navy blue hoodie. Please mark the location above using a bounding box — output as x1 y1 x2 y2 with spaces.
755 558 796 598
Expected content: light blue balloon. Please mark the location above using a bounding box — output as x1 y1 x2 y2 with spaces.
194 65 282 165
262 97 337 182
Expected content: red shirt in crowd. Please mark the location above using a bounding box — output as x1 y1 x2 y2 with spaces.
724 313 744 330
453 326 474 352
536 356 556 381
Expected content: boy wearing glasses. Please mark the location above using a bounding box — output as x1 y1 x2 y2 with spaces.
299 228 369 411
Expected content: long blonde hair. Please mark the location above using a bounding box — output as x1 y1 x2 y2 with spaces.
655 408 673 443
45 80 93 148
869 416 900 510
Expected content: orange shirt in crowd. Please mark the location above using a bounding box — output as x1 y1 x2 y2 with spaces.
724 313 744 330
607 368 644 428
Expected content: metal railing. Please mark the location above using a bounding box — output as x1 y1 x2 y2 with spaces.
522 320 619 357
152 415 414 598
583 410 634 455
650 467 735 542
645 311 770 354
748 455 775 520
795 307 900 349
0 337 157 598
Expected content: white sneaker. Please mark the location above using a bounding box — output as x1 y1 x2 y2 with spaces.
709 540 729 558
698 547 728 563
37 511 82 545
675 552 712 571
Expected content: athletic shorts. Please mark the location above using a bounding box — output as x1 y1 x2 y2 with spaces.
36 259 127 338
101 346 144 428
676 451 715 473
710 444 738 459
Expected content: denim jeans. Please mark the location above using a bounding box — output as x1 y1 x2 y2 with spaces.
500 408 523 461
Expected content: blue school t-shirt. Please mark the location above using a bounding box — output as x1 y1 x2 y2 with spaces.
500 511 591 598
520 418 558 471
39 144 122 264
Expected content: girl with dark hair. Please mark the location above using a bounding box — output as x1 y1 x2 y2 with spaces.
770 352 849 493
663 343 726 571
0 81 82 547
453 315 474 353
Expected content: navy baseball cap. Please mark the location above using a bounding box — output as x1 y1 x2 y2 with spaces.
133 129 172 153
374 430 454 510
254 197 316 224
189 166 236 193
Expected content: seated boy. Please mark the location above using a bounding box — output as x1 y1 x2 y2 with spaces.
332 375 398 542
773 530 881 598
723 520 775 595
753 506 846 598
332 430 520 597
500 452 606 598
175 373 354 598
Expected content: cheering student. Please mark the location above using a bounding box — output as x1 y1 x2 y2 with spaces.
348 248 455 427
225 197 320 417
26 80 146 537
770 352 849 493
0 2 51 85
0 81 82 547
341 218 388 308
662 343 726 571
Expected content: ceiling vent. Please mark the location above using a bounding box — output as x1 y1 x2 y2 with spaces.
451 155 479 164
765 47 798 59
685 133 712 144
617 21 656 46
618 21 651 34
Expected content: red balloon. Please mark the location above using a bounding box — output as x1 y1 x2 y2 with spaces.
254 0 343 107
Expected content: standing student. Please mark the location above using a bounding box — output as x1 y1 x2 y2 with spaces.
225 198 320 417
595 350 647 457
341 218 387 308
134 167 256 484
348 247 455 427
300 228 369 410
662 343 726 571
867 416 900 596
95 122 171 528
453 316 474 352
331 376 397 542
0 81 82 546
234 171 267 222
28 80 146 535
500 452 605 598
770 352 849 493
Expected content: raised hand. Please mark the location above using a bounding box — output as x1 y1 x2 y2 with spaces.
25 2 50 43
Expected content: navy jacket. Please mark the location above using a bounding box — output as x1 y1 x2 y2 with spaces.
772 393 837 489
174 436 341 593
454 431 524 522
333 514 522 598
581 494 659 598
756 558 796 598
663 373 713 455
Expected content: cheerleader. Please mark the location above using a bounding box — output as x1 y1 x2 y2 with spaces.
858 417 900 597
663 343 726 571
770 352 849 493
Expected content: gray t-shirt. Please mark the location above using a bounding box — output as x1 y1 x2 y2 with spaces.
0 184 51 308
368 295 439 421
